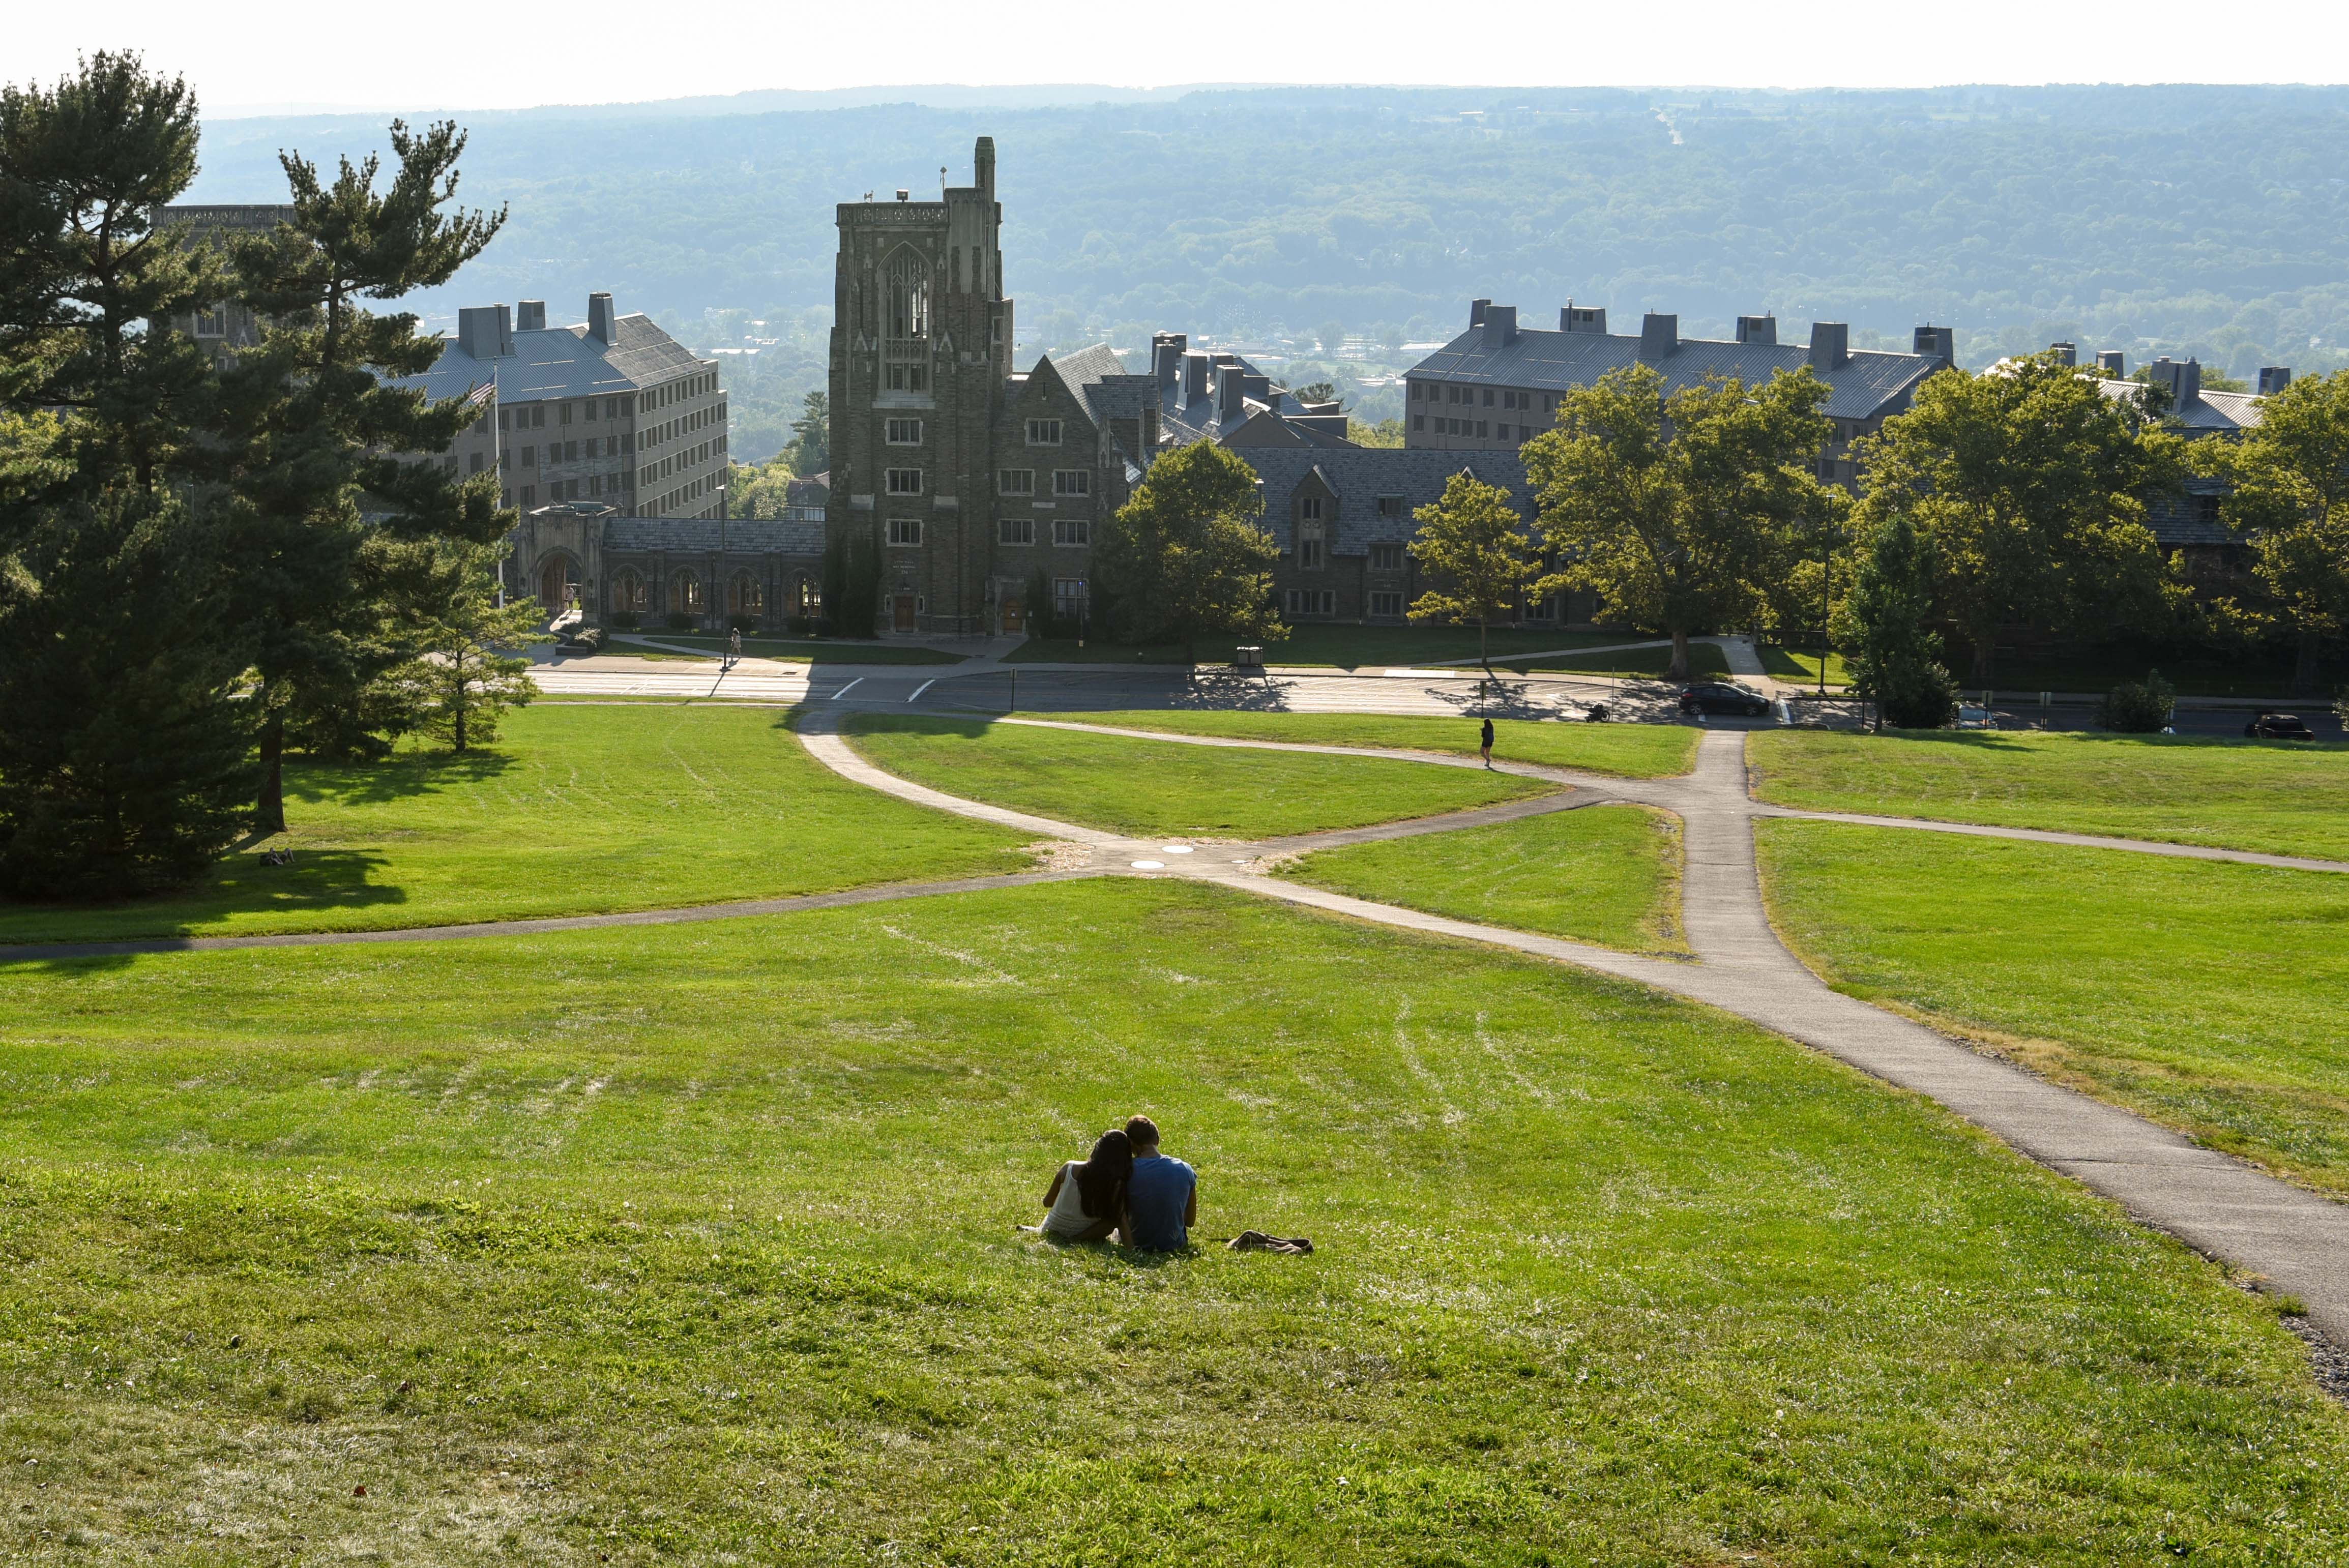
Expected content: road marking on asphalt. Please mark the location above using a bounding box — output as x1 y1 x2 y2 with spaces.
907 679 935 703
831 677 864 701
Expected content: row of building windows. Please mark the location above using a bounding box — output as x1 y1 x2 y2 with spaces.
1413 416 1540 441
608 566 813 618
881 418 1069 451
1410 381 1558 412
879 518 1095 548
996 468 1091 496
639 440 718 488
509 436 633 469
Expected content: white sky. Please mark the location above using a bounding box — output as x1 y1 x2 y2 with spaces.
22 0 2348 113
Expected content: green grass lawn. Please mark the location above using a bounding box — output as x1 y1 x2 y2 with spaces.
0 705 1034 946
1044 709 1698 777
1005 624 1642 669
1750 728 2349 860
1280 803 1686 954
610 634 963 665
842 715 1551 837
1761 646 1853 688
1758 820 2349 1198
5 879 2344 1563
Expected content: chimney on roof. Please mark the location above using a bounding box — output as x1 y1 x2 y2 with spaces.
1469 299 1490 329
588 291 618 345
1561 302 1607 334
974 136 996 199
1913 324 1954 362
516 300 547 332
2049 341 2077 367
1217 367 1248 423
457 304 513 361
1735 314 1777 345
2259 366 2293 395
1482 304 1517 348
2097 349 2126 378
1638 312 1679 361
1183 350 1211 403
2149 356 2201 407
1808 322 1849 372
1153 333 1186 393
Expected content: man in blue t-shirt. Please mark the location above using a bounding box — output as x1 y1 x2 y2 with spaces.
1120 1114 1196 1251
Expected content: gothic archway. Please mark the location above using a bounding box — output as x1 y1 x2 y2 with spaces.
611 568 648 616
538 552 581 611
669 571 704 616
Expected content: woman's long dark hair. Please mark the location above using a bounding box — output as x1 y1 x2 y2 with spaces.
1074 1130 1132 1219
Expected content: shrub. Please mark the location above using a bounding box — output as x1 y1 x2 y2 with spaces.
2099 669 2176 732
811 615 834 638
560 625 605 653
609 611 640 630
727 612 760 633
666 612 697 632
1877 666 1961 729
785 614 812 636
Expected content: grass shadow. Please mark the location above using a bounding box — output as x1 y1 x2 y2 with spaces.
285 745 519 809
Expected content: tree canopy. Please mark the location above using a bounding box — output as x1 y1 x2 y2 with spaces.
2206 369 2349 693
1095 439 1284 657
1404 473 1552 673
1526 364 1834 681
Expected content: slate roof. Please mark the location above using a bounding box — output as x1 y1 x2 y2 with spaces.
1232 447 1534 556
2086 376 2267 433
389 313 707 407
1411 324 1943 424
604 514 825 556
1161 348 1344 445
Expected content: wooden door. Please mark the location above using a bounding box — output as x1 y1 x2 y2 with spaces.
892 595 917 633
1001 597 1022 635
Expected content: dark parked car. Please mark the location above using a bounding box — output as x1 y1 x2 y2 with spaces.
2245 712 2316 741
1680 682 1773 718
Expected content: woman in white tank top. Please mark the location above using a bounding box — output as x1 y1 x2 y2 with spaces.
1041 1130 1132 1242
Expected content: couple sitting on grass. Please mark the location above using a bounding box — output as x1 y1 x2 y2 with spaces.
1039 1114 1196 1250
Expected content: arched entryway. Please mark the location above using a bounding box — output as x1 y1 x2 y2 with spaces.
791 574 819 617
538 553 581 611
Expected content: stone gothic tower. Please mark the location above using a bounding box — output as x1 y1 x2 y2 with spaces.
826 137 1016 635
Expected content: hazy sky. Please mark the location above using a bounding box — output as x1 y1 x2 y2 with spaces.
23 0 2348 114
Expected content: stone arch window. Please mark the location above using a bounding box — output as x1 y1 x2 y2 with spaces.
728 571 764 617
883 246 931 393
611 568 648 615
670 571 704 615
793 574 820 615
1296 517 1326 571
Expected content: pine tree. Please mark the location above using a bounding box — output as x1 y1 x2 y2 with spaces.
215 118 505 830
388 536 546 753
0 54 259 897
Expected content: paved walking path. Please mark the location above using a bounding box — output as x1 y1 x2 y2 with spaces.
795 712 2349 1347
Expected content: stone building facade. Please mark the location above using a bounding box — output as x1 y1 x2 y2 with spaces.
826 139 1157 635
507 502 825 630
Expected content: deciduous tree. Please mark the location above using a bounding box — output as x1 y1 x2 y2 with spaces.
2205 369 2349 695
1854 351 2184 685
1404 472 1551 674
1095 440 1285 659
388 535 546 753
1526 364 1835 682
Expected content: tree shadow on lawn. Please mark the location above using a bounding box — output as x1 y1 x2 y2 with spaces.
0 849 404 970
287 744 518 809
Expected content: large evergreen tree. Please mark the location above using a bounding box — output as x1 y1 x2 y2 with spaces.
1835 513 1960 731
1854 351 2185 685
216 119 505 831
1525 364 1835 681
1093 440 1284 659
0 54 257 896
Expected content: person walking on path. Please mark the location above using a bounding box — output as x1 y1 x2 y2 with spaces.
1480 717 1495 768
727 627 742 668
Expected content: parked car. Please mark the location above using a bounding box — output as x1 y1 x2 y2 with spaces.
1955 704 1996 730
1679 682 1772 718
2244 712 2316 741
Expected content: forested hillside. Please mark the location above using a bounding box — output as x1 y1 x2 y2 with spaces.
189 84 2349 460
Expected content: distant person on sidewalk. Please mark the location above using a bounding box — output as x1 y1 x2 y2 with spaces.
1122 1114 1196 1251
1480 716 1495 768
728 627 742 667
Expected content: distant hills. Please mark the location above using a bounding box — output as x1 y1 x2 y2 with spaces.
187 83 2349 457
